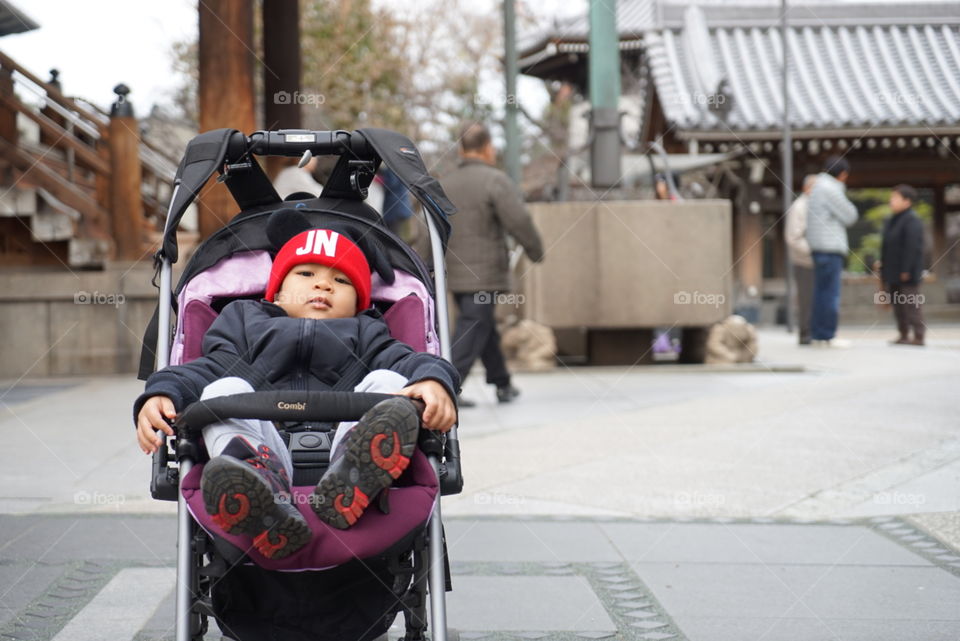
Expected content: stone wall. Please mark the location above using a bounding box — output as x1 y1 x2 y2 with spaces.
0 263 179 379
518 200 734 329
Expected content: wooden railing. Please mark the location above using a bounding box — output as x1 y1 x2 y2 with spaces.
0 49 177 263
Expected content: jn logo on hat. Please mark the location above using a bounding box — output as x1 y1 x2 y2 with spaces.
295 230 340 257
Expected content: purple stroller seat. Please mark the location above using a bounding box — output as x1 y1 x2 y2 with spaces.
181 448 438 570
170 250 444 570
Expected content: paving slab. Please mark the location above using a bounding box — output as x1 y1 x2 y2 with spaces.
0 515 176 564
0 564 64 629
445 520 623 563
601 523 933 565
671 616 960 641
443 576 616 632
635 562 960 640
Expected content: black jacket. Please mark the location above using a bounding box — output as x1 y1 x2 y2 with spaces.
880 208 925 286
133 300 460 423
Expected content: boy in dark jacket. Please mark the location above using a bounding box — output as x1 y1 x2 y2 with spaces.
135 218 459 558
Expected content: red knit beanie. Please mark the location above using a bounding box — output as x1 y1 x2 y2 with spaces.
265 229 372 312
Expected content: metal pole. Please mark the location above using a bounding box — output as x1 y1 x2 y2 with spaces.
503 0 521 184
425 209 460 502
781 0 795 333
154 184 195 641
425 210 453 641
780 0 794 333
426 455 448 641
174 458 194 641
161 253 195 641
589 0 621 188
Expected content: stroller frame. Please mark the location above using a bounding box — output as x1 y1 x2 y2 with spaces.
144 128 460 641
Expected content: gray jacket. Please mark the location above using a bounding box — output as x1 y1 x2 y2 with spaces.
805 172 858 255
442 159 544 293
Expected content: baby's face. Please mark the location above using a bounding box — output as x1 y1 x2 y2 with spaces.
274 263 358 319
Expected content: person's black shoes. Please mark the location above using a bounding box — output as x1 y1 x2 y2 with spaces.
459 386 521 405
496 384 520 403
311 397 420 529
201 437 310 559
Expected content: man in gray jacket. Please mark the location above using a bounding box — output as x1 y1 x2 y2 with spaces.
805 156 858 347
442 122 545 405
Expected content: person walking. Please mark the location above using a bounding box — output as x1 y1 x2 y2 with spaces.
806 156 858 348
879 184 926 346
442 122 545 406
784 175 818 345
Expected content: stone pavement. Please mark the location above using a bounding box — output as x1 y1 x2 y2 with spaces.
0 514 958 641
1 324 959 640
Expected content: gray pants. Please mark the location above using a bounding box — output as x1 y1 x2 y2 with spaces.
200 370 409 480
888 283 926 341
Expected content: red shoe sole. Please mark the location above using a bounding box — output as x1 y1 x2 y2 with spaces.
311 398 420 529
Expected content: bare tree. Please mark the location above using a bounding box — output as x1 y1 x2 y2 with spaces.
166 0 501 168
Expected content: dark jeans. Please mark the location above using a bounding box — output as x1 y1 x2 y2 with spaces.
888 283 926 340
793 263 814 343
811 252 844 341
451 292 511 388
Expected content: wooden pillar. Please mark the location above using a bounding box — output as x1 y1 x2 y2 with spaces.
736 211 764 292
0 66 17 180
735 180 764 308
198 0 256 240
39 70 66 149
108 87 143 260
262 0 302 179
933 184 947 271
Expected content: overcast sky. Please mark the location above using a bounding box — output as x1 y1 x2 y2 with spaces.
2 1 196 112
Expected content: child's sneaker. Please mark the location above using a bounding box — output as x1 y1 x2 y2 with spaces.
311 397 420 529
201 437 310 559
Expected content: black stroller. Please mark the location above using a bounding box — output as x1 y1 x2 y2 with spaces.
139 128 462 641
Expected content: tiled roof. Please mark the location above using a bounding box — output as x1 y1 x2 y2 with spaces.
0 1 38 37
649 19 960 134
517 1 654 56
519 1 960 135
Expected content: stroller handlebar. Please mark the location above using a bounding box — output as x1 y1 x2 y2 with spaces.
232 129 373 161
173 390 420 433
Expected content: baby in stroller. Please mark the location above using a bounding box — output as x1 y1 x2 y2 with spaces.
134 209 460 559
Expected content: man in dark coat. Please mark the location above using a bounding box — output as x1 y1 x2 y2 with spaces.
442 122 545 406
879 184 926 345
